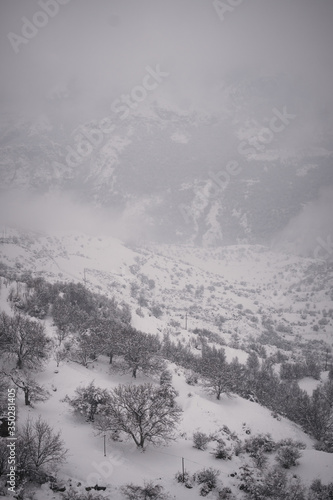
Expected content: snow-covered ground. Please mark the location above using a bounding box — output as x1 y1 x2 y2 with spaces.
1 228 333 498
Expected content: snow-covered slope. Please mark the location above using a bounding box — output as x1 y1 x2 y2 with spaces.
1 227 333 498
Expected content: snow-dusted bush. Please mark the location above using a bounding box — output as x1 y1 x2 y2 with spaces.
135 307 144 317
277 438 306 450
252 449 268 470
150 304 163 318
61 487 105 500
275 444 302 468
243 433 277 455
193 431 211 450
64 382 110 422
185 371 198 385
121 481 169 500
175 470 191 484
309 479 333 499
160 369 173 386
213 440 233 460
196 467 220 495
217 486 236 499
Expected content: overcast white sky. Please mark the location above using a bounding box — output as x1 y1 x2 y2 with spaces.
1 0 332 128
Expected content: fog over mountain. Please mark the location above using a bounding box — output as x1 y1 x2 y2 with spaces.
0 0 332 250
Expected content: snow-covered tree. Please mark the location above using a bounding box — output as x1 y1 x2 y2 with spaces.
0 312 50 369
201 346 231 400
65 381 110 422
122 329 164 378
95 383 182 449
1 370 50 406
17 416 67 481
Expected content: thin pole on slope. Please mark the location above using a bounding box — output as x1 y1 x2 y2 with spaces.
182 457 185 482
103 434 106 457
185 312 188 330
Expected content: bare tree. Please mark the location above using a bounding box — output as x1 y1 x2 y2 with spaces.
17 416 67 479
0 312 50 369
201 346 231 400
95 383 182 449
1 370 50 406
122 329 164 378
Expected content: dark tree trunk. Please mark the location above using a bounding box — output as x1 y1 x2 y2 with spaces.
24 387 30 406
109 352 113 364
132 366 137 378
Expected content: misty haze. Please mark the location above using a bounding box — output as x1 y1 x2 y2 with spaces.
0 1 333 499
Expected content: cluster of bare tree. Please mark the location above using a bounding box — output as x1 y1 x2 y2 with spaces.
162 334 333 452
65 377 182 450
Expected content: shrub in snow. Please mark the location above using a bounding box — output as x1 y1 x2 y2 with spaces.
252 449 268 470
213 440 233 460
193 431 211 450
219 425 239 440
121 482 169 500
62 487 105 500
277 438 306 450
233 441 243 456
243 433 277 455
309 479 333 499
185 371 198 385
238 464 260 494
135 307 144 317
217 487 236 499
238 465 304 499
160 369 173 386
275 445 302 468
195 467 220 495
175 470 191 484
150 304 163 318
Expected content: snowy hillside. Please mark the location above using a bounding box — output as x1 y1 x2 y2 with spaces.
0 227 333 499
